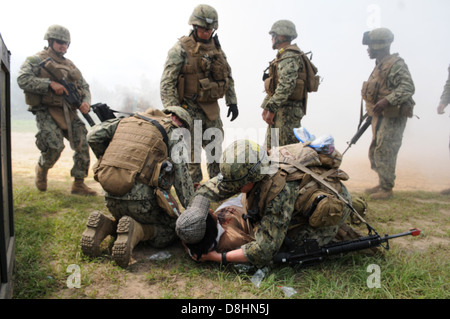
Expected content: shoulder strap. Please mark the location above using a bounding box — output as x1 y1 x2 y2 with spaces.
282 159 376 233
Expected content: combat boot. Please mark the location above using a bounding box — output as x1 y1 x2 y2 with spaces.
370 188 393 200
71 179 97 196
81 211 117 257
364 185 381 195
35 164 48 191
112 216 156 268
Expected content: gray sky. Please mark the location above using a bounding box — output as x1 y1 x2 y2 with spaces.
2 0 450 166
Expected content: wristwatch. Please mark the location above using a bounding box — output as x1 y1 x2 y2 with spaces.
221 252 228 265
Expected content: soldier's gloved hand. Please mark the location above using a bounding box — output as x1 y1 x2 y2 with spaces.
227 104 239 121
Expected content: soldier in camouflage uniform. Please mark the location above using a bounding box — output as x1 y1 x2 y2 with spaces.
17 25 96 196
175 139 354 268
361 28 415 200
437 65 450 195
160 4 238 186
262 20 319 148
81 106 194 268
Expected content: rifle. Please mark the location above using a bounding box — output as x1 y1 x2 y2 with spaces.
39 58 96 126
273 228 421 267
91 102 135 123
342 113 372 155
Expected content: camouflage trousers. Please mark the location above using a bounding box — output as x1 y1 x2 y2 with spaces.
264 103 304 148
369 116 408 190
105 184 178 248
34 108 90 179
184 100 223 184
286 183 353 248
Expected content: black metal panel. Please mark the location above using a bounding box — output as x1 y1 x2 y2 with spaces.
0 32 15 299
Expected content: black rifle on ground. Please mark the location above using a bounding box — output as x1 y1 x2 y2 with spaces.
273 228 421 267
39 57 96 126
342 113 372 155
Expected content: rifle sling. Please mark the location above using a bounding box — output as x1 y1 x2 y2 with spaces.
135 113 169 149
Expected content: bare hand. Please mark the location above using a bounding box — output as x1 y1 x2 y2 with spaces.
50 81 68 96
79 102 90 114
262 109 275 125
373 98 390 115
437 103 447 115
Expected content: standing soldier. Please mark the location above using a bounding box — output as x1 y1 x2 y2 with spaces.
437 65 450 195
262 20 320 148
17 25 96 196
81 106 194 268
361 28 415 200
160 4 238 187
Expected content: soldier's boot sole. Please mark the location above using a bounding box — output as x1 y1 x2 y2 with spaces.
112 216 145 268
81 211 116 257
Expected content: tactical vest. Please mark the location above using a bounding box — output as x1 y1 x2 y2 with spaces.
177 34 230 120
94 109 174 197
25 48 84 131
362 53 414 118
26 48 83 108
264 44 320 111
245 143 347 229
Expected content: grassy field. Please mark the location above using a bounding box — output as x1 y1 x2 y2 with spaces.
8 123 450 300
11 170 449 300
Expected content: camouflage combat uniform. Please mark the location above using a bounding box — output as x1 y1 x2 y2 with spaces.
363 54 415 192
262 20 319 149
361 28 415 196
439 65 450 151
195 141 352 268
439 65 450 107
17 47 91 179
87 116 194 247
160 5 238 184
262 47 305 148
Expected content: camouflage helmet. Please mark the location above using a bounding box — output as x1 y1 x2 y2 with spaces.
362 28 394 50
44 24 71 43
163 106 193 130
188 4 219 30
218 140 269 192
269 20 298 40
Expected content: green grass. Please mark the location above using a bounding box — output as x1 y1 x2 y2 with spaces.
11 176 450 299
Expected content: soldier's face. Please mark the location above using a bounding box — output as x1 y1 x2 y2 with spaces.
367 46 377 59
196 26 213 40
52 39 68 55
